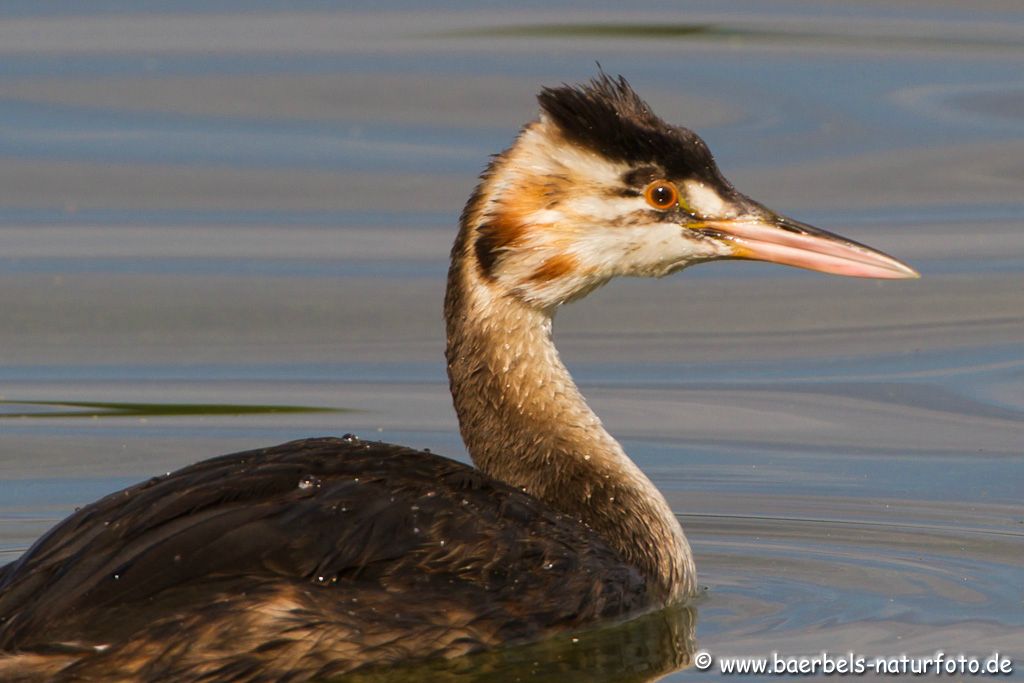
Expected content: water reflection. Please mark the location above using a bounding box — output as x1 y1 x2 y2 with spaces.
0 1 1022 680
449 21 1024 54
693 512 1024 658
0 400 343 419
338 605 695 683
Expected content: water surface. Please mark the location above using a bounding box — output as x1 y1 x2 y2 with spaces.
0 1 1022 679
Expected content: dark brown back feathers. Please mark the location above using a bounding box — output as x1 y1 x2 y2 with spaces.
0 438 648 681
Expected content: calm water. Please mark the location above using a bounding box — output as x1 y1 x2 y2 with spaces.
1 1 1022 680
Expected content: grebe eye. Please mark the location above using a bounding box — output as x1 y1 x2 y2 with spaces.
644 181 679 210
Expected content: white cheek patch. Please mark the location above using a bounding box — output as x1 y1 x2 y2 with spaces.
683 180 735 218
565 195 646 222
568 221 730 277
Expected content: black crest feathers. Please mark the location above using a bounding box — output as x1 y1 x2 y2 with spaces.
537 74 722 182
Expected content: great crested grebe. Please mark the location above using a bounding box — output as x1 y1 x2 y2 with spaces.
0 75 916 681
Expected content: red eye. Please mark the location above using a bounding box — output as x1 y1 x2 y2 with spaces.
644 181 679 210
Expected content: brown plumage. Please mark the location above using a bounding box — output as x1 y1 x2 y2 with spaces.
0 439 647 681
0 74 917 680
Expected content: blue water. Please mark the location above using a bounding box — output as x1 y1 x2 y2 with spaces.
0 2 1022 679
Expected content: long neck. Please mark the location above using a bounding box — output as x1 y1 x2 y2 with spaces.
444 207 695 601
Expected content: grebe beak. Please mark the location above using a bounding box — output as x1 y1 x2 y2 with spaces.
701 213 920 280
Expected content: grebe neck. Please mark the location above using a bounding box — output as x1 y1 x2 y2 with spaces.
444 195 695 600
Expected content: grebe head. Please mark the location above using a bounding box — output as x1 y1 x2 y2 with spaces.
446 75 920 601
470 74 918 310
